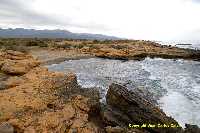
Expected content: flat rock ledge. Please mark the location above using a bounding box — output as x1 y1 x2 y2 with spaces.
89 43 200 61
0 50 200 133
0 50 40 75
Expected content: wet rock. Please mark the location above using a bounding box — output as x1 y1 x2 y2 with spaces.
105 126 124 133
184 124 200 133
105 83 183 133
105 126 149 133
132 86 158 105
0 122 14 133
101 105 132 127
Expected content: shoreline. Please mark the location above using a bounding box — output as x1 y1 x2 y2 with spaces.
1 39 200 132
0 39 200 64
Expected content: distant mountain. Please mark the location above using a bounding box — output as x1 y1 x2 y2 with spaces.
0 28 120 40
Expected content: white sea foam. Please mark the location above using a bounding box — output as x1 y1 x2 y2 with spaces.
47 57 200 126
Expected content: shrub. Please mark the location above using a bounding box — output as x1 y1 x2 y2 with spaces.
26 40 48 47
2 45 29 53
88 44 99 49
74 44 85 49
92 40 100 44
110 44 127 50
56 44 72 49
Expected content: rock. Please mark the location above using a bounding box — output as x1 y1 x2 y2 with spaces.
101 105 132 127
105 126 124 133
131 86 159 105
94 48 129 60
4 50 31 60
24 127 36 133
0 122 14 133
184 124 200 133
105 83 183 133
72 95 91 112
78 87 101 114
3 76 25 89
0 50 40 75
0 64 103 133
0 83 7 90
1 59 40 75
89 41 200 61
105 126 150 133
0 61 4 68
0 73 10 90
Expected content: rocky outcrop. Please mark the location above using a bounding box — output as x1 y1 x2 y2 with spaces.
0 50 103 133
91 43 200 61
184 124 200 133
0 50 40 75
103 83 183 133
1 49 200 133
0 66 103 133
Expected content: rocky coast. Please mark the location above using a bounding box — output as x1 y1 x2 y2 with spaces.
0 39 200 132
0 47 200 133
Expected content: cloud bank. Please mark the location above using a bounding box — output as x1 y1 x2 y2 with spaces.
0 0 200 40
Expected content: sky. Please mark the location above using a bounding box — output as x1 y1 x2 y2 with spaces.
0 0 200 40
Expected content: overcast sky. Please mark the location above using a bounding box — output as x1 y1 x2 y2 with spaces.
0 0 200 40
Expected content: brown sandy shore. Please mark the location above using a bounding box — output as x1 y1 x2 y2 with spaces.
0 39 200 133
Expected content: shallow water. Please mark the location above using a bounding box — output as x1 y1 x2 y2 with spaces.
47 58 200 127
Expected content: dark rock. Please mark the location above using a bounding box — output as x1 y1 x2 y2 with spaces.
184 124 200 133
0 73 10 90
132 86 158 105
0 122 14 133
0 82 7 90
101 105 132 127
105 126 124 133
105 83 183 133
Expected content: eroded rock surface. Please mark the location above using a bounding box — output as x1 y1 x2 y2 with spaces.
103 83 183 133
0 50 103 133
0 67 103 133
1 49 200 133
87 43 200 61
0 50 40 75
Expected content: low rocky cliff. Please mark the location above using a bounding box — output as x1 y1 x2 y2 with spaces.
0 50 199 133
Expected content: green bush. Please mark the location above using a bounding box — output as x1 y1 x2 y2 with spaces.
110 44 127 50
2 45 28 53
88 44 99 49
26 40 48 47
74 44 85 49
92 40 100 44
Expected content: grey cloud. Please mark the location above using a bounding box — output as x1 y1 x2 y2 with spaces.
0 0 110 31
0 0 70 26
192 0 200 3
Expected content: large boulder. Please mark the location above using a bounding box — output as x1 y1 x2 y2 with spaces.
104 83 183 133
